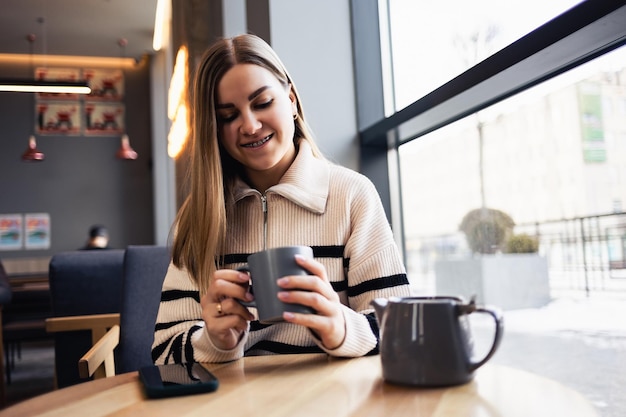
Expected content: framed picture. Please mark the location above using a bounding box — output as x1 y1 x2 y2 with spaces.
25 213 51 250
35 67 82 100
84 102 125 135
83 68 124 101
0 214 23 251
35 101 82 135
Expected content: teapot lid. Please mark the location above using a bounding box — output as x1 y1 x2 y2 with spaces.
388 295 466 304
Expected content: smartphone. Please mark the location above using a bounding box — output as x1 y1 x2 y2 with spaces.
138 363 219 398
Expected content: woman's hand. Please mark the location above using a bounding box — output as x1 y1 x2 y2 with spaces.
200 269 255 350
276 255 346 350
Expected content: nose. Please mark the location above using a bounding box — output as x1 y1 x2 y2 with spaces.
239 110 261 135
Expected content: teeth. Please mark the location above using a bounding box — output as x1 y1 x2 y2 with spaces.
243 135 271 148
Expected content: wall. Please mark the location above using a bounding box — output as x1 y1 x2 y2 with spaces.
0 58 155 261
269 0 359 170
0 0 360 264
212 0 359 169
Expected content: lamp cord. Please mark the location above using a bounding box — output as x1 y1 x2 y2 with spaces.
27 33 36 136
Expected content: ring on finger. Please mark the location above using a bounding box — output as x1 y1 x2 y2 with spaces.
216 302 223 315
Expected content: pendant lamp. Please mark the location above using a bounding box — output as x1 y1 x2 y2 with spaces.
116 134 138 160
22 135 45 161
21 34 45 162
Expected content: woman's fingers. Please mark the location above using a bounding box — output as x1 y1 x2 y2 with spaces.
201 291 251 350
277 274 339 306
205 270 254 315
276 254 346 349
281 300 346 350
278 254 340 310
215 296 255 320
294 254 328 281
276 284 334 313
200 269 256 350
212 269 252 298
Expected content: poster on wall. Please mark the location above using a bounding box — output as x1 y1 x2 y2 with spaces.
35 67 82 101
35 101 82 135
84 102 125 135
0 214 23 251
83 68 124 101
24 213 50 250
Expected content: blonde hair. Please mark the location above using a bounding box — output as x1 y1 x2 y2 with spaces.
171 34 322 294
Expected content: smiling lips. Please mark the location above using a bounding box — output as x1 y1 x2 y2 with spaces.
242 134 273 148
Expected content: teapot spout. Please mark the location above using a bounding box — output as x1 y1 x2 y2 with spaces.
370 298 389 322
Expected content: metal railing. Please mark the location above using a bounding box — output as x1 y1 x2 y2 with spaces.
405 212 626 296
516 212 626 295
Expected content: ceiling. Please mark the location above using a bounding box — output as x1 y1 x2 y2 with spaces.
0 0 158 61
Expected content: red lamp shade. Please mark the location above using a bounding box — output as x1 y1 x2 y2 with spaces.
116 134 138 160
22 135 45 161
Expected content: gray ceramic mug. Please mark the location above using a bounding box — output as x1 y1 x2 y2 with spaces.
238 246 315 324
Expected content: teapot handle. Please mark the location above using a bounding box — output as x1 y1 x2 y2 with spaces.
468 305 504 371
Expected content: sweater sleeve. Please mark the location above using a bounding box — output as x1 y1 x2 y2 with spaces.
344 173 411 303
310 304 379 357
313 171 411 357
151 263 249 364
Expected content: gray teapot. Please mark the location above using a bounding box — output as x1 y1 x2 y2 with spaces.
371 296 504 386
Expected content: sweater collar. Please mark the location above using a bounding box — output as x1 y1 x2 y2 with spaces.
232 141 329 214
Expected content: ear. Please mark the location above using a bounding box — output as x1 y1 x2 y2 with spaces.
289 86 298 116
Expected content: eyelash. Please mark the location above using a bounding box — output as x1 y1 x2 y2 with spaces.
218 99 273 124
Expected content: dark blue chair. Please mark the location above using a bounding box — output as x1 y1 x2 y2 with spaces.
47 250 125 388
117 245 170 373
77 245 170 378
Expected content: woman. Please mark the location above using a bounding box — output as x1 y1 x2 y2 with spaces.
152 34 410 364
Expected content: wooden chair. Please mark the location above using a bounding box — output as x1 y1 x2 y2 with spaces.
78 323 120 379
45 313 120 379
76 246 170 380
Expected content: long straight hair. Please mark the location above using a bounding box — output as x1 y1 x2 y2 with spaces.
171 34 322 294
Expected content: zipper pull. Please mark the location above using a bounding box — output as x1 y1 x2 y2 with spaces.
261 195 267 213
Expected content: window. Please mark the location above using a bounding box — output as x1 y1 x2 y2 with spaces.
399 47 626 294
353 2 626 415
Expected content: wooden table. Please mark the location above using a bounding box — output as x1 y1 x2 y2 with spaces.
0 354 599 417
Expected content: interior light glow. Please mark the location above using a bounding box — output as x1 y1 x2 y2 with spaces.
0 53 137 69
167 46 189 158
167 105 189 158
153 0 170 51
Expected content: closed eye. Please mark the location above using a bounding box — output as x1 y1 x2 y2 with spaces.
218 112 238 124
254 99 273 109
218 99 273 124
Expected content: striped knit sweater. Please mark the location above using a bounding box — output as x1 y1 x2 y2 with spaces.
151 141 410 364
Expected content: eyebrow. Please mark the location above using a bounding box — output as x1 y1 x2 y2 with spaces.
216 86 270 109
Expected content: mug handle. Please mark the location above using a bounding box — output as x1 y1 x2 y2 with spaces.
466 305 504 371
236 266 255 308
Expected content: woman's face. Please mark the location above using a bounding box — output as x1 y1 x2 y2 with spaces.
216 63 298 190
